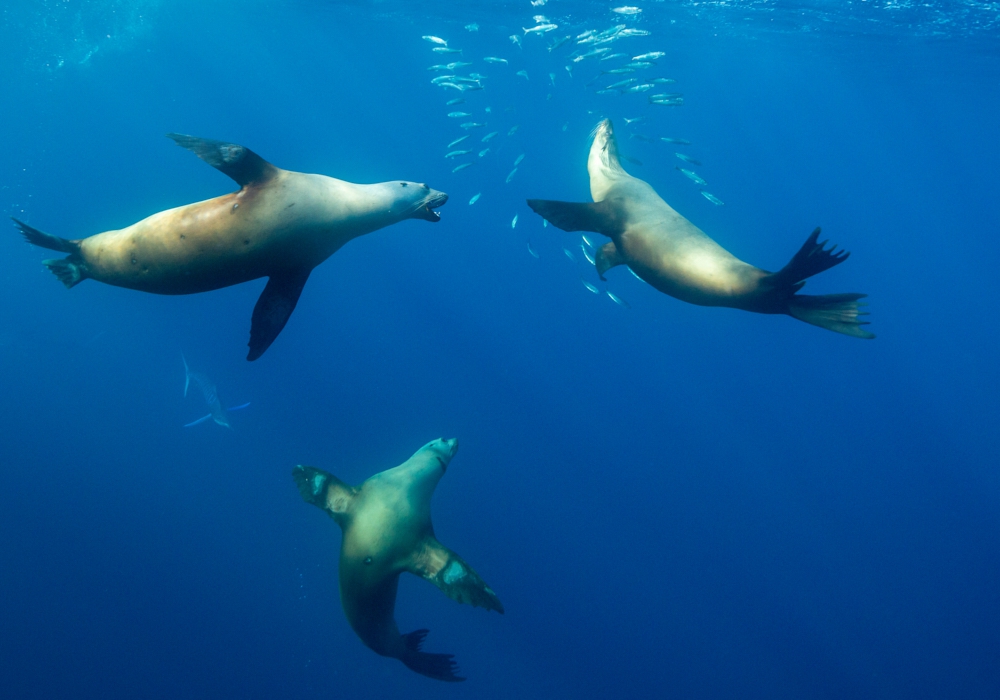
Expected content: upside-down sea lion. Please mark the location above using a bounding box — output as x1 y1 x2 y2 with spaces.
292 438 502 682
12 134 448 360
527 119 874 338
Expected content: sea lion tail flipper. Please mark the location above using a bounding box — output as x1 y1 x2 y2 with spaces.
12 219 88 288
409 538 504 614
787 293 875 339
768 227 850 288
399 630 464 682
247 269 311 361
595 241 625 280
291 465 356 520
166 134 279 187
526 199 619 236
12 218 79 253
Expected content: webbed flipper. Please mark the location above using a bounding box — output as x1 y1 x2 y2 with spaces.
292 465 356 522
167 134 279 187
399 629 464 682
247 269 311 361
409 537 504 614
526 199 620 237
595 240 625 280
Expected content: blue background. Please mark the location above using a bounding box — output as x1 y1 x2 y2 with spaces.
1 1 998 698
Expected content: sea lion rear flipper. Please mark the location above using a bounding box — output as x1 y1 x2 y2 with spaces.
247 269 311 361
291 465 356 521
526 199 619 236
409 538 504 614
399 629 464 682
167 134 279 187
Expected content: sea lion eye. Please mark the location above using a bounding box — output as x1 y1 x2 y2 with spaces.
363 556 373 565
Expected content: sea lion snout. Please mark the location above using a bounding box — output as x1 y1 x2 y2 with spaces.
423 437 459 467
412 186 448 222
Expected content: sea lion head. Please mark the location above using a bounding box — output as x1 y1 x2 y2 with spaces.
588 119 627 202
393 181 449 222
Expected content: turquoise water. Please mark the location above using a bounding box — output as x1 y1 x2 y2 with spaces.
1 2 998 698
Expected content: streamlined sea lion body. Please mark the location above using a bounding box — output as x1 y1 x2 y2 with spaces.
293 438 502 682
527 119 874 338
13 134 448 359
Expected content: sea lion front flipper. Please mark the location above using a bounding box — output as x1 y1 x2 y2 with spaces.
525 199 620 236
409 538 504 614
292 465 356 523
595 241 625 280
247 269 311 361
167 134 279 187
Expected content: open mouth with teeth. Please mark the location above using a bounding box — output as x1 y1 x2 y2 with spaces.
416 191 448 222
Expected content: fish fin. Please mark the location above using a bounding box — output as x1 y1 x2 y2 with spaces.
408 537 504 614
291 465 356 524
227 402 251 411
787 294 875 339
766 227 850 289
166 134 279 188
182 354 190 397
525 199 620 236
11 218 80 253
183 414 212 428
595 241 625 280
247 269 311 361
399 630 464 682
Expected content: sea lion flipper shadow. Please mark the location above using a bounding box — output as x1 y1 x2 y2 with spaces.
409 538 504 614
526 199 619 236
248 269 311 361
166 133 279 187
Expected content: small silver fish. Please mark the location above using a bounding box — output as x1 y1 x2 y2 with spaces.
510 34 522 47
677 167 706 185
633 51 665 61
427 64 450 72
465 23 479 32
506 167 518 183
527 242 540 258
582 235 595 248
601 67 635 74
524 23 558 34
448 111 472 118
446 98 465 106
469 192 481 205
581 245 596 265
543 219 548 228
701 191 724 206
478 148 490 157
448 135 470 148
461 122 486 129
651 98 684 106
549 72 556 85
600 52 627 61
612 6 642 14
548 35 571 52
624 61 653 69
650 93 682 99
607 78 637 89
481 131 498 143
581 278 600 294
517 70 529 80
596 89 621 95
514 153 525 166
445 149 471 158
483 56 509 64
452 162 474 173
661 137 691 145
675 153 702 166
431 75 457 84
512 214 519 228
446 61 472 69
650 77 677 84
620 28 650 37
623 116 646 124
508 125 520 136
422 35 448 46
563 247 576 262
433 47 463 54
628 266 646 283
606 290 631 307
626 83 653 92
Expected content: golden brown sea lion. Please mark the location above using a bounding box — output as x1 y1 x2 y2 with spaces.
292 438 502 682
12 134 448 360
527 119 874 338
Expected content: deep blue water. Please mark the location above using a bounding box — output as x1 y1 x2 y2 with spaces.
1 1 999 698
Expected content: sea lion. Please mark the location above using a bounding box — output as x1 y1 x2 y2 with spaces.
527 119 874 338
292 438 502 682
12 134 448 360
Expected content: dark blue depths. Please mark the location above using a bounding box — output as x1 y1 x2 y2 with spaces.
0 2 998 699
